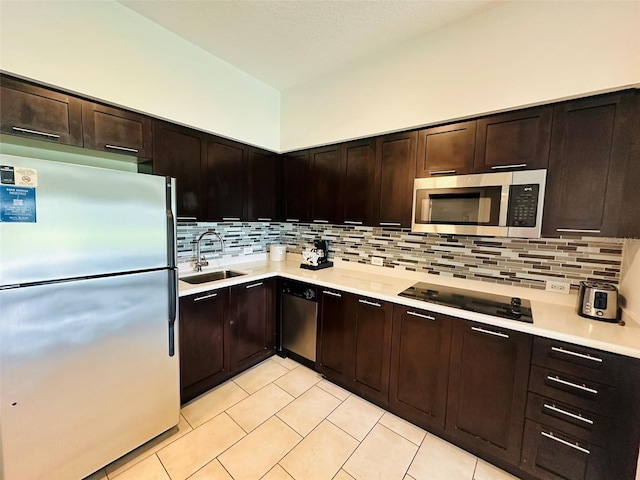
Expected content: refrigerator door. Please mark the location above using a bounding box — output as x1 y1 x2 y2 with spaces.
0 270 179 480
0 154 170 286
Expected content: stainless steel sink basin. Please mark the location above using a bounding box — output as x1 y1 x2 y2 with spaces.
181 270 246 284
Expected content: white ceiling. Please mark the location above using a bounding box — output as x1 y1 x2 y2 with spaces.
118 0 504 91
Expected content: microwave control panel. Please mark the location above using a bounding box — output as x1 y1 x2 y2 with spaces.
507 184 539 227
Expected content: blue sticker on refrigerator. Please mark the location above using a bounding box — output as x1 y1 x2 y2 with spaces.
0 186 36 222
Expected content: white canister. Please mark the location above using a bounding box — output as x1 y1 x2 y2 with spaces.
269 244 287 262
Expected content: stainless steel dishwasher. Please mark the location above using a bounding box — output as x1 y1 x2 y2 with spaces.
280 280 318 365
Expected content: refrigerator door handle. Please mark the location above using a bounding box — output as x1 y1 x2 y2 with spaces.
166 177 176 269
168 269 177 357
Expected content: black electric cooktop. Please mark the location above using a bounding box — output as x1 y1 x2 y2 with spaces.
398 282 533 323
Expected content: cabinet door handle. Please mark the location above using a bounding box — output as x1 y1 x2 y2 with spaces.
556 228 601 234
257 217 272 221
551 346 603 363
471 326 509 338
177 216 197 221
286 218 300 222
543 403 594 425
105 144 139 153
541 431 590 455
322 290 342 298
245 282 264 289
344 220 363 225
359 299 381 307
313 219 329 223
12 126 60 139
429 169 456 176
379 222 401 226
194 292 218 302
223 217 241 221
407 311 435 321
546 375 598 395
490 164 527 170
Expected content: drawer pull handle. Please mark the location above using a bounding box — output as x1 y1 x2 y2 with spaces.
194 292 218 301
407 311 435 321
379 222 401 226
223 217 240 221
471 326 509 339
541 431 590 455
490 164 527 170
344 220 363 225
105 144 139 153
257 217 272 221
556 228 601 234
359 299 381 307
245 282 263 289
429 169 456 175
546 375 598 394
323 290 342 298
551 346 603 363
543 403 594 425
12 126 60 139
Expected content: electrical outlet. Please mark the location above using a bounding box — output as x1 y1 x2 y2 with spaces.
243 246 254 255
371 256 384 266
546 280 570 294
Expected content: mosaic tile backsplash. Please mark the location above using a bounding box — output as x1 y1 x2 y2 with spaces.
177 222 623 291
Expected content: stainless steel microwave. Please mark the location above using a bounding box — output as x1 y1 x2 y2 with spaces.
411 169 547 238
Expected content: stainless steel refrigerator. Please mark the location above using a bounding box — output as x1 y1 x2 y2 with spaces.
0 154 180 480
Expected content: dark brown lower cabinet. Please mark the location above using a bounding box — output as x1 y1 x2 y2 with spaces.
229 279 275 372
389 306 453 430
179 289 229 403
445 320 532 465
316 289 354 382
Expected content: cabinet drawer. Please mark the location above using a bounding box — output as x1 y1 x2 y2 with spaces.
533 337 621 387
521 419 608 480
526 392 611 446
529 365 616 415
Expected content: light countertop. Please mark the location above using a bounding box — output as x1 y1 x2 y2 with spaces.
178 254 640 360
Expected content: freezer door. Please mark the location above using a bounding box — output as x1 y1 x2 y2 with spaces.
0 271 179 480
0 154 172 285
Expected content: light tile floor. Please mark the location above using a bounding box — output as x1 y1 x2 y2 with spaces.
86 356 520 480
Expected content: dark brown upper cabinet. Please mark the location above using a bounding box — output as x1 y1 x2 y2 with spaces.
416 121 476 177
82 101 153 160
474 106 553 173
247 147 279 222
374 131 418 227
152 120 207 221
205 137 247 222
0 75 83 146
542 91 636 238
310 145 342 224
341 139 376 226
282 150 311 223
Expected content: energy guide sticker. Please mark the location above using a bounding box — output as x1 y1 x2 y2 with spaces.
0 185 36 223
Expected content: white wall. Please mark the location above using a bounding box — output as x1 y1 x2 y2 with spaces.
0 0 281 151
281 1 640 151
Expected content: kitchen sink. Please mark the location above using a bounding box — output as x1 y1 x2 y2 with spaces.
181 270 246 284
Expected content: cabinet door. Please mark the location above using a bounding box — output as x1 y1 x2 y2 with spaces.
179 290 229 403
474 106 552 172
341 139 376 226
542 92 635 237
229 279 275 372
152 120 206 221
82 101 153 159
0 75 83 146
446 320 532 464
310 145 342 224
282 150 311 223
317 289 354 383
374 131 418 227
247 147 279 222
205 137 247 222
416 121 476 177
389 306 453 430
351 297 393 405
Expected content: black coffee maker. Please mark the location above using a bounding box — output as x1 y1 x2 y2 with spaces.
300 239 334 270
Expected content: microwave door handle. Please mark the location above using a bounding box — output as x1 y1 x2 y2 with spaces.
499 184 510 227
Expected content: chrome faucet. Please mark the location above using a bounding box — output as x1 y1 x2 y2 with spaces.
194 229 225 272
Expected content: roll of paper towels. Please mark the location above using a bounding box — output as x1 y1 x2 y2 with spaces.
270 244 287 261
